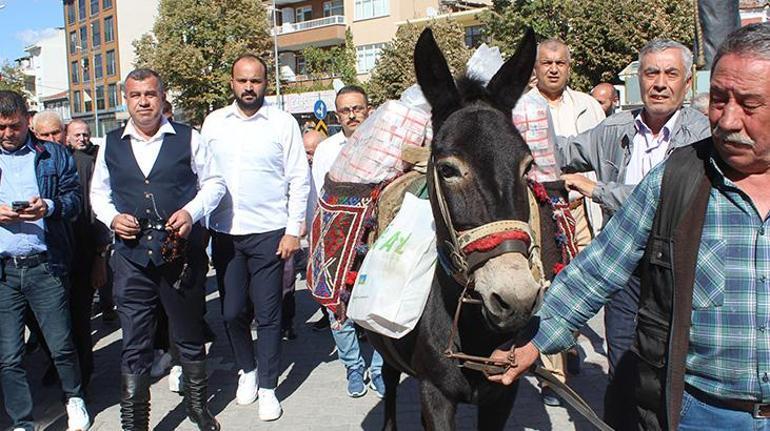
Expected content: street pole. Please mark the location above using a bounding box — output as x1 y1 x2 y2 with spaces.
91 49 99 137
272 0 282 109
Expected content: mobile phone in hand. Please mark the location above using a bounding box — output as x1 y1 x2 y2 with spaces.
12 201 30 212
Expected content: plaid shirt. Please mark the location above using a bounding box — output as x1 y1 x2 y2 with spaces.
533 152 770 402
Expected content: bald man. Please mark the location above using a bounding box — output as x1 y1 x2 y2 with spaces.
303 129 324 166
590 83 619 116
32 110 65 145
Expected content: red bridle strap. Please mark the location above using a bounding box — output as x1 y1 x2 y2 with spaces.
462 229 531 254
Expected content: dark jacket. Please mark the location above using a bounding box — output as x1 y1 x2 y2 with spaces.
31 137 82 276
72 144 111 262
621 139 712 430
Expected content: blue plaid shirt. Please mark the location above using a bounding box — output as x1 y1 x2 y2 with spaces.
533 153 770 402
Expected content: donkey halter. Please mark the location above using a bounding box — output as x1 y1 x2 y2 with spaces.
430 155 548 375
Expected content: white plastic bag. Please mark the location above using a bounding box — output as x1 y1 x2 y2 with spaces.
347 193 436 338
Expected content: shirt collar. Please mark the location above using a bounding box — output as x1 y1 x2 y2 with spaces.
0 135 34 155
122 116 176 141
634 109 680 144
225 101 271 121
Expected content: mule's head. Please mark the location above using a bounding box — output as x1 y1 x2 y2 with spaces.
415 28 539 333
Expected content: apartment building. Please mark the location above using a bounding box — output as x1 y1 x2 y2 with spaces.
62 0 160 136
271 0 449 81
14 28 69 114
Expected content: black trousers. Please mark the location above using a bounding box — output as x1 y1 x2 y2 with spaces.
69 262 96 385
212 229 284 389
112 252 208 375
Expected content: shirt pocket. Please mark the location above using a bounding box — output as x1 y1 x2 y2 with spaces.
691 239 725 309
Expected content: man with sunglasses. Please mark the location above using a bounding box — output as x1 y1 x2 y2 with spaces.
309 86 385 399
90 68 225 431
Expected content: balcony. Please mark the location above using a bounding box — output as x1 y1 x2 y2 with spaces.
272 15 346 51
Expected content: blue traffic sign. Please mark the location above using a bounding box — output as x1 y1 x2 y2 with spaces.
313 100 327 120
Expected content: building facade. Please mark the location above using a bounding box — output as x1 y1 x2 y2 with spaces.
14 28 69 113
62 0 160 136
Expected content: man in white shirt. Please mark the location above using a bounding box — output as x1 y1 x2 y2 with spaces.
202 54 309 422
310 86 386 399
90 68 226 431
530 38 606 406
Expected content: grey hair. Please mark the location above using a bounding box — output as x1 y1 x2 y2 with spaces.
690 92 710 115
31 110 63 130
713 22 770 68
638 39 693 78
537 38 571 63
124 68 165 94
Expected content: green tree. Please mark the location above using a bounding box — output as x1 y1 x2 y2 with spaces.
0 62 29 96
301 29 358 84
134 0 273 125
366 20 471 106
482 0 694 91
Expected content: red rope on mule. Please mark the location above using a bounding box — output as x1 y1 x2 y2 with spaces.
463 230 531 254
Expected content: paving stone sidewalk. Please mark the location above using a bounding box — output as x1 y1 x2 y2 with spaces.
3 276 609 430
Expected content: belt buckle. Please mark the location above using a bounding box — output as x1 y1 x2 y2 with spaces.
753 403 770 418
12 255 27 267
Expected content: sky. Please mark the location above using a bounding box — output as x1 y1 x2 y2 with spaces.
0 0 65 63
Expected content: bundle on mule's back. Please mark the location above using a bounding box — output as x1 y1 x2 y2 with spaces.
307 99 433 321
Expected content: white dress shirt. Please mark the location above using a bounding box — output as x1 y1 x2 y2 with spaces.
624 110 680 185
311 131 347 191
202 102 310 237
91 118 225 229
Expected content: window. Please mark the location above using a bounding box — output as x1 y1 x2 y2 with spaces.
82 57 90 82
464 26 484 48
296 55 307 75
356 43 384 73
70 61 80 83
104 16 114 43
73 90 82 113
91 21 101 47
108 83 118 108
102 0 112 8
354 0 388 20
78 0 86 21
79 26 88 50
96 85 105 110
84 90 92 112
67 4 76 24
295 6 312 22
90 0 99 15
93 53 103 79
69 31 78 53
106 50 116 76
323 0 343 16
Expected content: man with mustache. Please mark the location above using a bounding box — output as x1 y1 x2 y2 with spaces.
0 90 90 431
491 24 770 429
202 54 309 421
91 68 225 431
545 39 711 425
309 86 386 399
31 110 65 145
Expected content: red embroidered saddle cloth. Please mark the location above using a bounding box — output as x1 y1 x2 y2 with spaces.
307 178 381 317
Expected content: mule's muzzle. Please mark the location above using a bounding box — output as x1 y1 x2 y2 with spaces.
473 253 541 333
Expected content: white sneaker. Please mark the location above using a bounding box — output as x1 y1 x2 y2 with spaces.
66 397 91 431
150 350 172 377
257 388 282 421
168 365 183 393
236 369 258 405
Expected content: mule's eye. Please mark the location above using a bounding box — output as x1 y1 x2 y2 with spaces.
522 160 534 177
438 163 462 179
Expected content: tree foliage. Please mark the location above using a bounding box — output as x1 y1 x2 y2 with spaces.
366 20 471 106
134 0 273 125
481 0 695 91
302 29 358 85
0 62 29 96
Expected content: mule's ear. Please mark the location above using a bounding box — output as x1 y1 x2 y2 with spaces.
414 28 460 132
486 27 537 113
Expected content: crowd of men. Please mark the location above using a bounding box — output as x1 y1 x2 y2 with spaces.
0 19 768 431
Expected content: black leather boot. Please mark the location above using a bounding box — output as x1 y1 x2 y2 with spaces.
120 374 150 431
181 360 220 431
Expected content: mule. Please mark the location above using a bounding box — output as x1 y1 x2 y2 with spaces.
365 28 566 430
